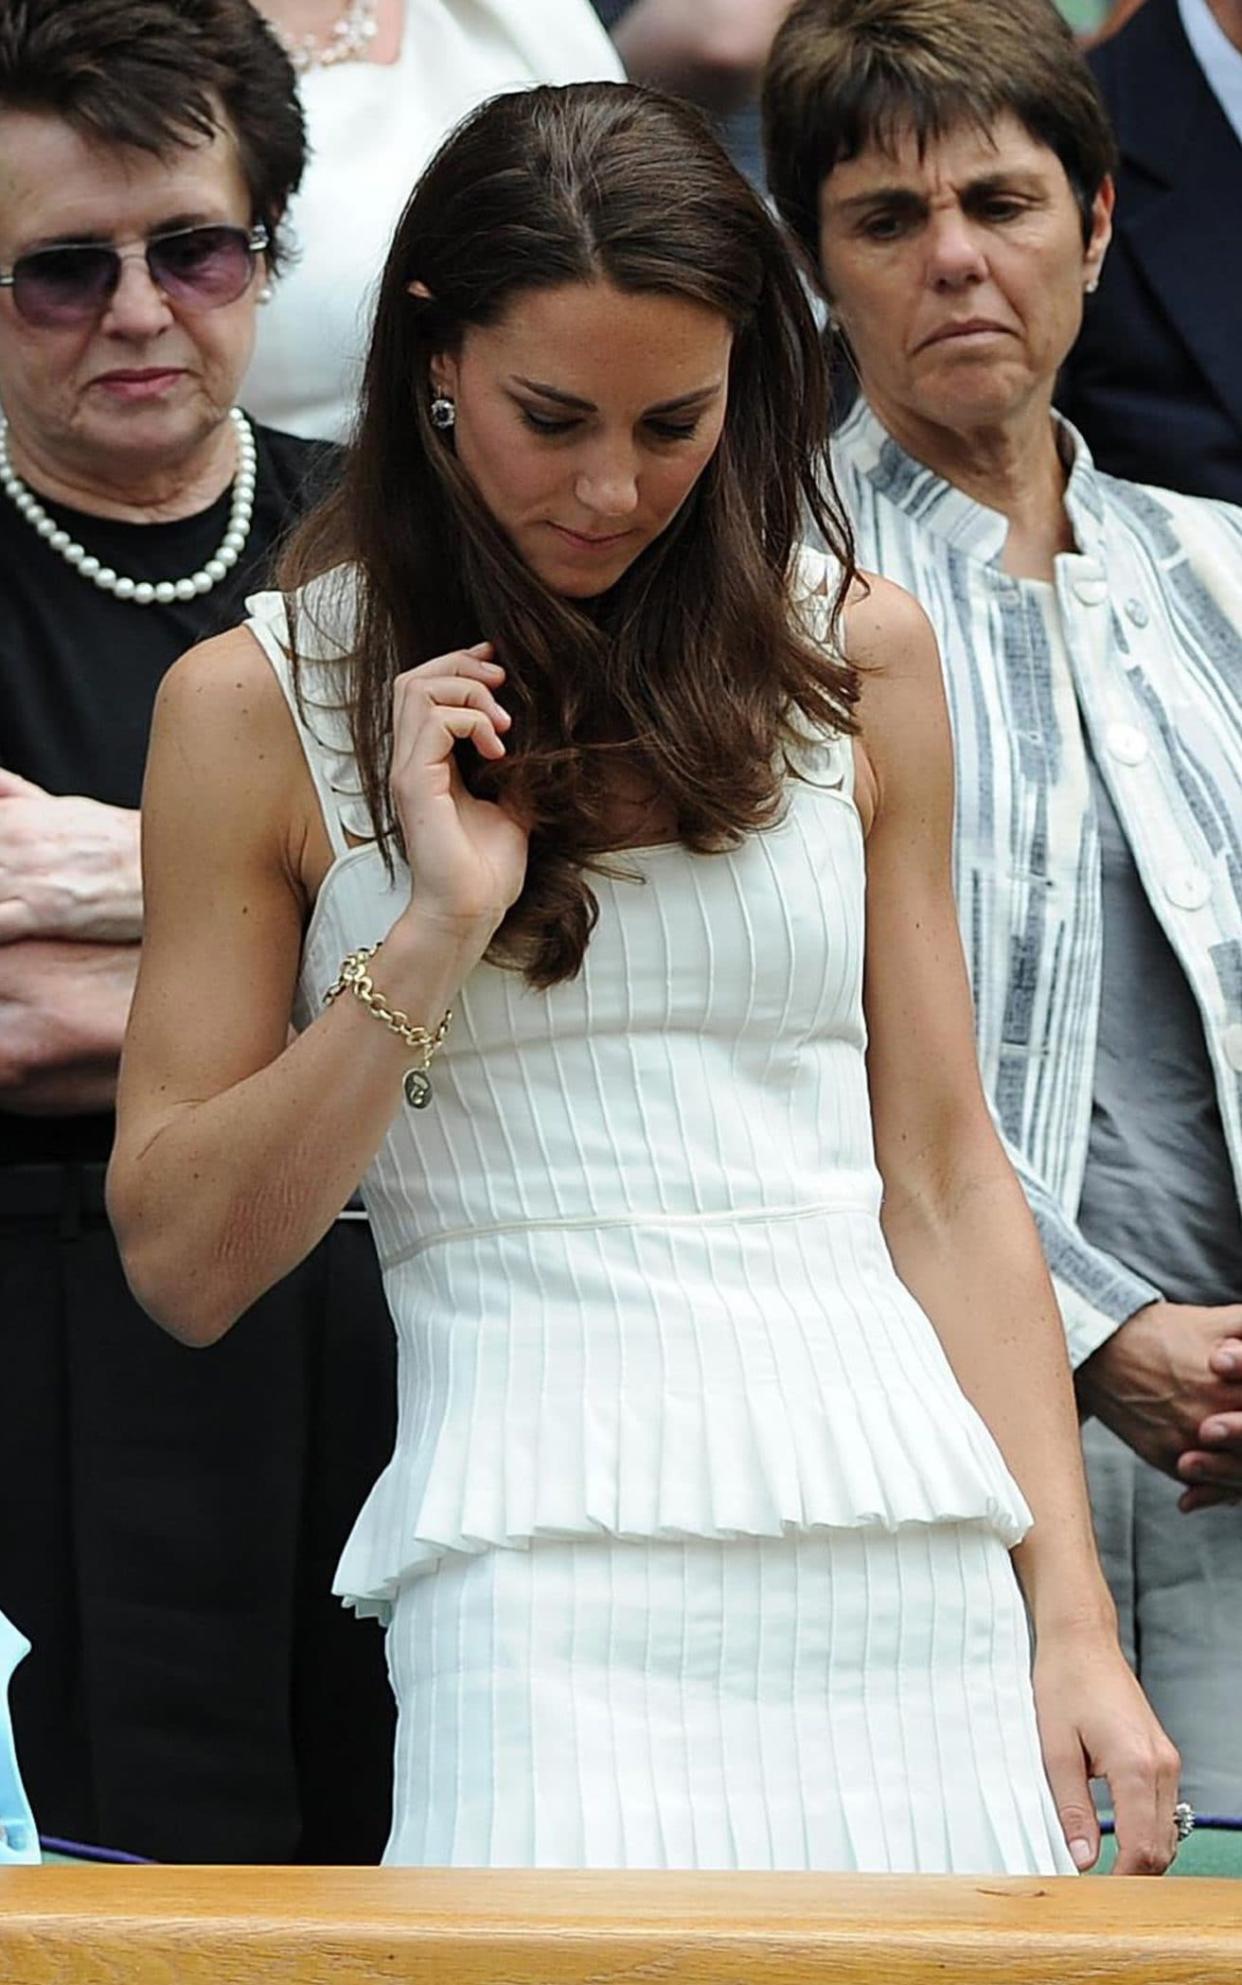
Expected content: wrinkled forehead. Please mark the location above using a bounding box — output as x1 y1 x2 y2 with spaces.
819 107 1062 209
0 105 248 257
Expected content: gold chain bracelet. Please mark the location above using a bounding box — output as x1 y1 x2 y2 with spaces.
323 944 452 1110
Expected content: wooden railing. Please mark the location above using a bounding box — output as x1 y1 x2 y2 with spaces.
1 1868 1241 1984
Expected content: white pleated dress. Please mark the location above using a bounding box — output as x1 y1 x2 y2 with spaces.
246 566 1076 1875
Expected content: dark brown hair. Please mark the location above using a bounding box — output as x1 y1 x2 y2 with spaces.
763 0 1118 262
0 0 305 269
281 81 859 990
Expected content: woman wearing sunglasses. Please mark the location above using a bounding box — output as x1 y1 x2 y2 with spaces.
0 0 397 1864
112 81 1176 1873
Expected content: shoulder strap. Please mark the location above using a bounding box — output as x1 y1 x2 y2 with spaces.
789 546 856 797
244 579 369 859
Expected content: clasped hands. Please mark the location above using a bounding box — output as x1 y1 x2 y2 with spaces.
1077 1298 1242 1512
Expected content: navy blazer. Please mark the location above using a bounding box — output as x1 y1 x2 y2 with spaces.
1058 0 1242 504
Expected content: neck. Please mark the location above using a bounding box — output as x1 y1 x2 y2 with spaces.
1206 0 1242 55
3 419 240 524
862 382 1074 580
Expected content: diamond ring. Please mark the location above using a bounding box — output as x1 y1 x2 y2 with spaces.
1173 1801 1196 1843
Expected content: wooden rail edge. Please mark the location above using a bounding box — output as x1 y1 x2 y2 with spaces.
1 1867 1241 1984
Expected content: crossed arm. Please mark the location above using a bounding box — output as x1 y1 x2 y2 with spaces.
0 768 141 1113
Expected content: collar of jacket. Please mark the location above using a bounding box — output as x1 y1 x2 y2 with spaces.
834 397 1109 569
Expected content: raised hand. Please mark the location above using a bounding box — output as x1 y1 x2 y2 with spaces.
388 642 529 955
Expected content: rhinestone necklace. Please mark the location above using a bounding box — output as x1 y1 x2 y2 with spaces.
0 407 257 607
267 0 379 72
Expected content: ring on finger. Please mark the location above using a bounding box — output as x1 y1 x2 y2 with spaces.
1173 1801 1195 1844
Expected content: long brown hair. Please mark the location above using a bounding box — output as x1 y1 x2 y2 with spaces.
281 82 859 988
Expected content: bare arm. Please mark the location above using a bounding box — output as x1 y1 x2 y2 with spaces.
0 937 136 1114
612 0 792 111
853 575 1179 1875
108 627 525 1346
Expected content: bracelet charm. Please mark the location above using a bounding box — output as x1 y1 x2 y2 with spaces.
403 1067 433 1111
324 944 452 1109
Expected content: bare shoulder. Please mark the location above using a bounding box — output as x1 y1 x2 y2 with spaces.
151 625 313 812
155 623 295 751
844 570 951 833
845 569 940 687
146 624 321 886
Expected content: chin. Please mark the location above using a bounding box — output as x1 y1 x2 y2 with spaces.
531 548 644 601
916 367 1031 429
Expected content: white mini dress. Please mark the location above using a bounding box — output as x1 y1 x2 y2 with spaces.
245 566 1076 1874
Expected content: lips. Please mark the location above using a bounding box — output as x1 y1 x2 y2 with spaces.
918 320 1009 350
92 368 186 399
548 522 634 551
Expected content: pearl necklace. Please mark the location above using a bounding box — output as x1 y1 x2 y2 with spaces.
0 408 257 607
267 0 379 72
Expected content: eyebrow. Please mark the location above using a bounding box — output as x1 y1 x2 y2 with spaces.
511 375 724 415
21 211 222 253
829 171 1043 215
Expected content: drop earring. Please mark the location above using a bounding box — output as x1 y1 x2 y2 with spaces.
257 283 274 305
429 395 457 430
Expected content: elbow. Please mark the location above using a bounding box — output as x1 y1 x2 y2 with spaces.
106 1168 242 1349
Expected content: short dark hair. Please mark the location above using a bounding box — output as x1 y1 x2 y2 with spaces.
0 0 306 269
763 0 1118 260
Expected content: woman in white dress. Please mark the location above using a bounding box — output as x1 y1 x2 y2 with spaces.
245 1 622 438
109 81 1180 1874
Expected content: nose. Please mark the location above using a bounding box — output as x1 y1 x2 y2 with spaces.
924 208 988 292
572 439 641 522
99 249 175 339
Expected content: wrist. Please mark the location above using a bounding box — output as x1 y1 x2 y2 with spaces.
1022 1567 1117 1645
377 907 487 1012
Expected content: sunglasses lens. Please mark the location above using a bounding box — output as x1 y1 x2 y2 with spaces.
13 245 117 326
147 226 254 308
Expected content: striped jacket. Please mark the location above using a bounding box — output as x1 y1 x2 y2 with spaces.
833 399 1242 1365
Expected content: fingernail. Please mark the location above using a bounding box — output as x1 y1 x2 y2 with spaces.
1204 1422 1228 1441
1070 1837 1095 1869
1219 1353 1237 1372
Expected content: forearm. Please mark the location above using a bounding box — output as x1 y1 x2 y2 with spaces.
111 916 472 1345
0 798 143 943
997 1124 1161 1368
882 1161 1114 1635
0 939 136 1115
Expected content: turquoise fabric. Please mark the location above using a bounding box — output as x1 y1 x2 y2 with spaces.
0 1610 38 1863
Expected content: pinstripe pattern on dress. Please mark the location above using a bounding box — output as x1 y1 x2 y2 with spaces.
833 400 1242 1365
381 1529 1075 1872
241 566 1072 1876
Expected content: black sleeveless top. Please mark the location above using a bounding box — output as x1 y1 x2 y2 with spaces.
0 419 338 1165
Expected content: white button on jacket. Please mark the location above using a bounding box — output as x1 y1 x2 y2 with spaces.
1105 722 1149 765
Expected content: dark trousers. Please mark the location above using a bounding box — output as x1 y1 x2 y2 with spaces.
0 1167 396 1863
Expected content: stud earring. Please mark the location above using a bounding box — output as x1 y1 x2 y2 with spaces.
1085 274 1100 295
429 395 457 430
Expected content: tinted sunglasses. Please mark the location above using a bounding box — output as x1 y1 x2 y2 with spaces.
0 222 268 328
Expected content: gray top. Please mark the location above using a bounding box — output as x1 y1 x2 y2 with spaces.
1078 752 1242 1306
